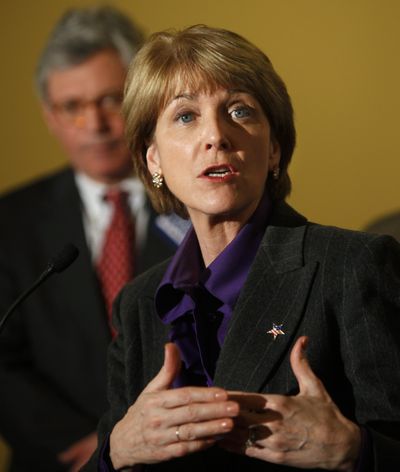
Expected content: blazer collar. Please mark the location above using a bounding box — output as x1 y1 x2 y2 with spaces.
214 201 318 392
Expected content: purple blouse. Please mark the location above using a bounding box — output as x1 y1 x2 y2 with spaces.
155 194 271 387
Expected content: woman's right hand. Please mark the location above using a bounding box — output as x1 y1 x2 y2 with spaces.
109 343 239 469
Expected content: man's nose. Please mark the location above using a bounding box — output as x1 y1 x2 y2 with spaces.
76 104 109 132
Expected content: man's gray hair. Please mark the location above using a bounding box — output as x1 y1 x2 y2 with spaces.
36 5 144 101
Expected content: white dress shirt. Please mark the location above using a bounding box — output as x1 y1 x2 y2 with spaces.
74 172 149 263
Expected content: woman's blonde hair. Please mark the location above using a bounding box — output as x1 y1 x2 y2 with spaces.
123 25 295 218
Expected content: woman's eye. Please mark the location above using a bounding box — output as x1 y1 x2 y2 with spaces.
177 112 194 124
230 106 251 119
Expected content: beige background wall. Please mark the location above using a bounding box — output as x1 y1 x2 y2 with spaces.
0 0 399 468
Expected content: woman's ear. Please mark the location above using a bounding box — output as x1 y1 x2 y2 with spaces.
269 138 281 171
146 142 161 175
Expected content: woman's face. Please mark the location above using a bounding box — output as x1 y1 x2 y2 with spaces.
146 87 280 226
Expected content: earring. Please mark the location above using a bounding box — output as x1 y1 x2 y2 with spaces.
272 167 280 180
152 172 163 188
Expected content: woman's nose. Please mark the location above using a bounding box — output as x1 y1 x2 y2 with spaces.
203 116 231 151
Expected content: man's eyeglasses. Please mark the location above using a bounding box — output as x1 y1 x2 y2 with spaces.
49 91 124 128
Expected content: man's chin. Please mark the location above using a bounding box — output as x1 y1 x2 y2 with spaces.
80 163 133 183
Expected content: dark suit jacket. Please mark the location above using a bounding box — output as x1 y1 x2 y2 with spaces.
0 167 180 471
89 202 400 471
365 210 400 242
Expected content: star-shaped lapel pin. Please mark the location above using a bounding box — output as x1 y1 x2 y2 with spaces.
267 323 285 340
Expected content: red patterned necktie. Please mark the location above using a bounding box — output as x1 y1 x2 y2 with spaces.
96 189 135 336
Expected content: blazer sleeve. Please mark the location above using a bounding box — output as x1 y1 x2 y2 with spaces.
83 265 169 471
96 292 133 447
337 233 400 470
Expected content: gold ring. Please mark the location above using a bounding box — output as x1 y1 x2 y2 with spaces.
175 426 181 441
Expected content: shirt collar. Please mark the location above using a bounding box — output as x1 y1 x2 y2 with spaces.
74 171 146 217
156 192 272 322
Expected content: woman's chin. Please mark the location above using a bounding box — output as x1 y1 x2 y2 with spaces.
186 199 256 225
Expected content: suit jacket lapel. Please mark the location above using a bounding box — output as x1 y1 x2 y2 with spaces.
39 168 110 345
214 202 318 392
137 202 176 274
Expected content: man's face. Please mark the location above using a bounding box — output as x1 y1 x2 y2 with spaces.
42 49 132 183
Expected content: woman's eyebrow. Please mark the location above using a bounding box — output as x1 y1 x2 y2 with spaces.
172 93 196 102
227 88 246 94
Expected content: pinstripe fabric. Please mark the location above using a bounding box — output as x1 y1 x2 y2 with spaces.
87 201 400 471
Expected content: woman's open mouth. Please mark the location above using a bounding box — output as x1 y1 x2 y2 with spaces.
200 164 238 180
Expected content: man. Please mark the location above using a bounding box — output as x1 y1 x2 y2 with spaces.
0 6 188 471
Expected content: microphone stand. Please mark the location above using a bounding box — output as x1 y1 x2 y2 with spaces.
0 244 79 336
0 267 53 335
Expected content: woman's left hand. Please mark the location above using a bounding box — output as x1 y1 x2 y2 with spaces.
220 336 361 471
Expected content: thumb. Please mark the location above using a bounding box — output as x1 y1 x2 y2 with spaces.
143 343 181 393
290 336 330 399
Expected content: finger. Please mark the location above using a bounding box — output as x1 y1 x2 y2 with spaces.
290 336 330 398
143 343 181 393
163 399 238 428
245 444 298 464
173 417 234 442
227 391 267 411
159 386 229 409
158 437 217 462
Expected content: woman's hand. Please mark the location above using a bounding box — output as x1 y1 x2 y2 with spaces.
221 337 361 471
109 343 239 469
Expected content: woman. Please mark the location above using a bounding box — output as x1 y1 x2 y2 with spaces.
89 25 400 471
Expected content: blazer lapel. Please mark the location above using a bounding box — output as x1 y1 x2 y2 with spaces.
214 203 318 392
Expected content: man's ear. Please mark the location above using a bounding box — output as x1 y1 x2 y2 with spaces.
41 103 58 134
146 142 161 175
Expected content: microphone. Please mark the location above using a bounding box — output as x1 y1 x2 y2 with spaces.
0 244 79 335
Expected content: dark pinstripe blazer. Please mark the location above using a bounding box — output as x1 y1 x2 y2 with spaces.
91 201 400 471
